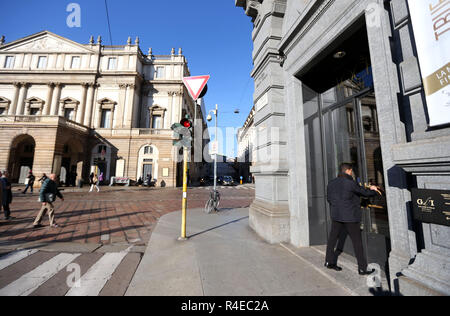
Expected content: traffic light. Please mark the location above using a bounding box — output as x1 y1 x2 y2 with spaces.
171 116 193 148
180 118 192 129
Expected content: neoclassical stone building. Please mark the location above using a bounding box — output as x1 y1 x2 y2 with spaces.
236 0 450 295
0 31 208 187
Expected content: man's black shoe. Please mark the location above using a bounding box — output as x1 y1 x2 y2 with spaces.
324 263 343 271
33 224 44 229
358 269 375 276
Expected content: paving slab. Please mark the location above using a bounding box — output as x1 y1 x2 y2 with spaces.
126 208 352 296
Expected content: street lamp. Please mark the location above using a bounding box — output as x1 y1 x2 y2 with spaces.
207 104 218 192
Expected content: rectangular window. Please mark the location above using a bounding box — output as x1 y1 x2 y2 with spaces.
144 146 153 155
108 57 117 70
37 56 47 69
151 115 162 129
155 67 165 79
71 56 81 69
30 108 40 116
98 145 107 154
4 56 15 69
64 108 75 121
100 109 112 128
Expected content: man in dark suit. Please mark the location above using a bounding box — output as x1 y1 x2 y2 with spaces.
325 163 379 276
0 170 13 221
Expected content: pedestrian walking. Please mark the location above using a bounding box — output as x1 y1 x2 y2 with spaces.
38 173 48 184
33 174 63 229
324 162 379 276
22 171 35 194
89 173 100 192
0 170 13 221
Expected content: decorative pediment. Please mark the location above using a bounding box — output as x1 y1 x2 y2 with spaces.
0 31 95 53
25 96 45 108
0 96 11 106
149 105 166 111
60 97 80 109
98 97 117 105
98 98 117 110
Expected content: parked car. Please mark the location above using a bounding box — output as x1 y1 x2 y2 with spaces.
222 176 236 186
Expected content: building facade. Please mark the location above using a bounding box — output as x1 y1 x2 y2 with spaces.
236 0 450 295
0 31 207 187
237 105 255 183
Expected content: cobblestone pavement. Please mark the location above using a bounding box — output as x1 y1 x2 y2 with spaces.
0 185 255 248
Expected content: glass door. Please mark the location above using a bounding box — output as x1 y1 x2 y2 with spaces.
321 90 390 270
357 92 390 270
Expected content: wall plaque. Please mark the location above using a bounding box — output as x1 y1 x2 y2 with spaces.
412 188 450 227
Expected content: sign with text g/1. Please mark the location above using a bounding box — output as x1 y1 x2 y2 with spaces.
408 0 450 127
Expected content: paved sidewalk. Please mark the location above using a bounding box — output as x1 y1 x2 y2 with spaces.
126 208 376 296
0 186 254 250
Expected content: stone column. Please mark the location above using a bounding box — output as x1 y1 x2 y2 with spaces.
84 83 96 127
140 86 151 128
43 83 54 115
8 82 21 115
124 84 136 128
50 83 62 115
15 82 29 115
167 91 175 127
237 0 290 244
116 83 128 128
76 83 89 124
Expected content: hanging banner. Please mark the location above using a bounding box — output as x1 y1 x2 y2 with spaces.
408 0 450 127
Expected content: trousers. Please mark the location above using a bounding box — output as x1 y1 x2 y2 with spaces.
33 203 55 226
325 221 368 270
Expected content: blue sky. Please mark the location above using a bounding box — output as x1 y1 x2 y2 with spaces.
0 0 254 157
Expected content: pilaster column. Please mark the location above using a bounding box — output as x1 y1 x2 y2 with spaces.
8 82 21 115
50 83 62 115
43 83 54 115
84 83 96 127
140 86 151 128
117 83 128 128
124 83 136 128
167 91 175 127
76 83 89 124
15 82 29 115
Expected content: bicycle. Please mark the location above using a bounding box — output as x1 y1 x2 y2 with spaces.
205 189 220 214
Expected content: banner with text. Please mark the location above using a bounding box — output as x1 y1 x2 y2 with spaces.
408 0 450 126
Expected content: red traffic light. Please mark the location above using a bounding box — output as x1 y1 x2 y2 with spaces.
180 118 192 128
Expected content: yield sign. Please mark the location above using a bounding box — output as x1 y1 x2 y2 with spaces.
182 75 210 101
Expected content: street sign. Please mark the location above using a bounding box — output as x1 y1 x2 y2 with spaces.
182 75 210 101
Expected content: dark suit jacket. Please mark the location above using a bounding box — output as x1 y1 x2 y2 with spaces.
327 174 376 223
0 177 12 206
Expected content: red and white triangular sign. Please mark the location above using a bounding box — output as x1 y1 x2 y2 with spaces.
182 75 210 101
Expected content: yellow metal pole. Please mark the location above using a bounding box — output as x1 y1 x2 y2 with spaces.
179 146 189 240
